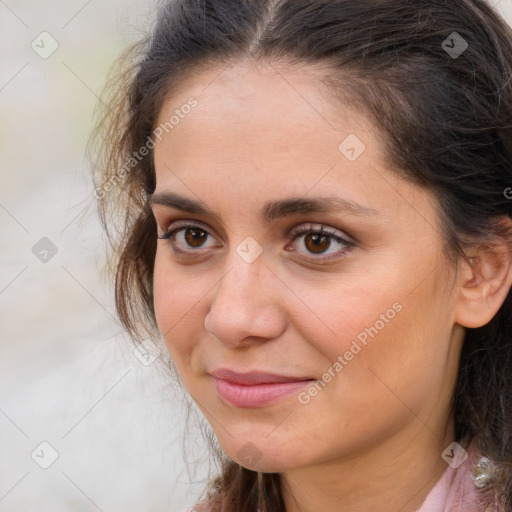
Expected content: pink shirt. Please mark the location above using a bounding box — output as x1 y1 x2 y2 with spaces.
417 442 500 512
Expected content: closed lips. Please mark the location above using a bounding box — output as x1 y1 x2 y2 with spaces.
209 368 315 384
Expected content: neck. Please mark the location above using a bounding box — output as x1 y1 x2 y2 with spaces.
281 418 456 512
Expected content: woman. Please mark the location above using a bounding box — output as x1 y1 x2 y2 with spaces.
92 0 512 510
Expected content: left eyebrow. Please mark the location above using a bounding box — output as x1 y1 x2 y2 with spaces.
262 196 379 220
148 192 380 222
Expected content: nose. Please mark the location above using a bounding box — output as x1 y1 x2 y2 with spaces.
204 251 287 348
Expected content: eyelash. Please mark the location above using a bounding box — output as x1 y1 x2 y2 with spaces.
156 221 356 261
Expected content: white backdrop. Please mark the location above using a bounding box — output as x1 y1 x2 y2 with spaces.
1 1 511 511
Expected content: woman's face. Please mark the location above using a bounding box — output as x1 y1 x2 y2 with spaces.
150 60 465 472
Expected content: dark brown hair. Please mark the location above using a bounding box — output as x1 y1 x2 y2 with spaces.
91 0 512 510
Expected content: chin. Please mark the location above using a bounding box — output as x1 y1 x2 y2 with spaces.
219 436 306 473
233 455 293 473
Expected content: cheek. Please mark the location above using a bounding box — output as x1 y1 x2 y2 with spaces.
289 265 453 401
286 275 405 363
152 255 207 362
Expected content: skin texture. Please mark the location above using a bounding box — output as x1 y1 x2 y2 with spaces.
149 60 512 512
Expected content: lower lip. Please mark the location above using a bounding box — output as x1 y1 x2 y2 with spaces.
213 378 314 407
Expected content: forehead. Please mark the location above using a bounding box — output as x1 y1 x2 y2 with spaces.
157 59 335 121
151 60 438 232
154 60 381 170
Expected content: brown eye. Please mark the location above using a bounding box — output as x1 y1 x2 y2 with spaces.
184 228 208 248
287 223 356 261
303 233 332 254
157 221 220 253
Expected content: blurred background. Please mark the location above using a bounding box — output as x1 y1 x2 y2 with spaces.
0 1 212 511
1 0 511 511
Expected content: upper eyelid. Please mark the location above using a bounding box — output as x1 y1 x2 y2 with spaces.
159 219 349 238
289 222 354 241
158 218 216 235
160 220 355 251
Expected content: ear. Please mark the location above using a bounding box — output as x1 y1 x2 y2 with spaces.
454 217 512 329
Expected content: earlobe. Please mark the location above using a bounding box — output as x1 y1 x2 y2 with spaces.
454 228 512 329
